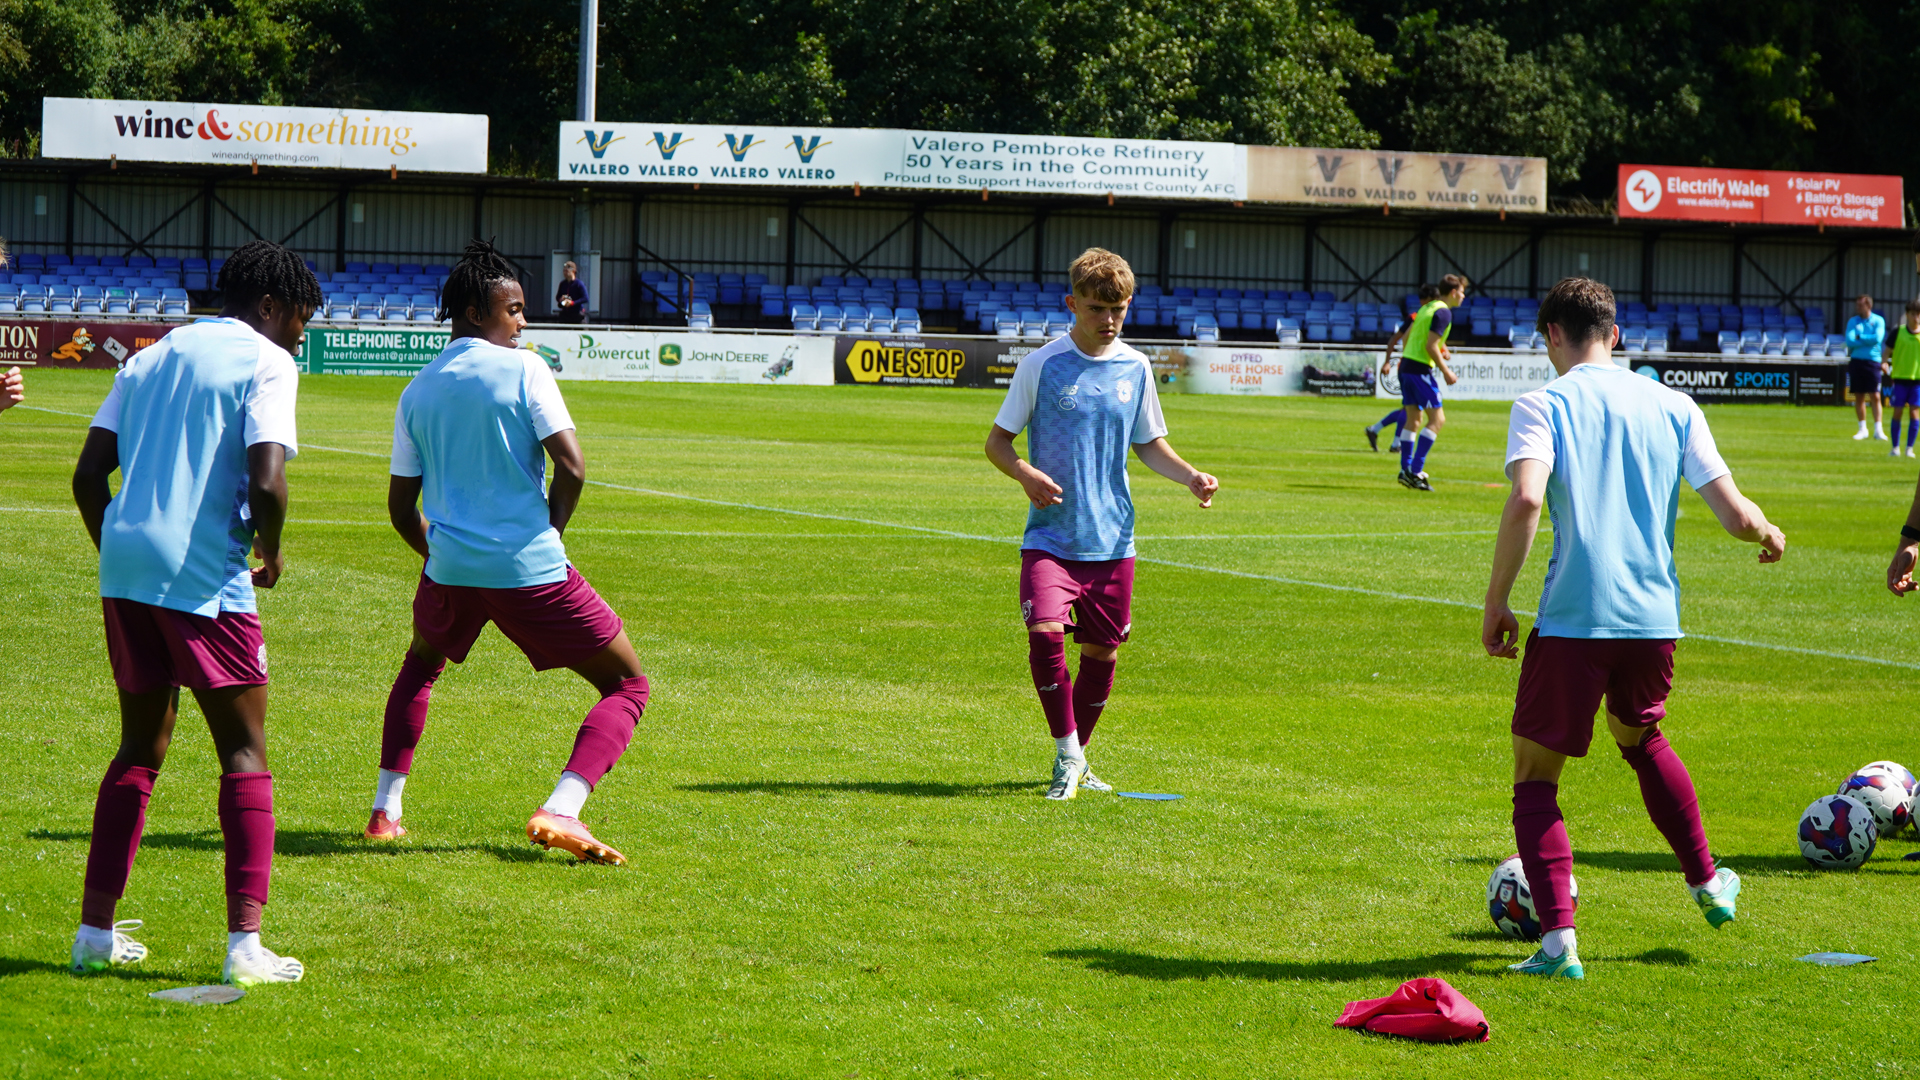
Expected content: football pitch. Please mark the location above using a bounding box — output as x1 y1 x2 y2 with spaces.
4 367 1920 1078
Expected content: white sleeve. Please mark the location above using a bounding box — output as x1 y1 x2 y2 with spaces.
90 378 123 432
1680 399 1731 489
991 352 1045 434
524 354 575 439
243 347 299 459
1131 358 1169 443
1504 391 1555 475
389 398 421 478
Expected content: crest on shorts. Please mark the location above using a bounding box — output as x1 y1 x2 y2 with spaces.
256 644 269 675
1021 599 1033 621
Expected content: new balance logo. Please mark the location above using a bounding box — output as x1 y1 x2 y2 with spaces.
722 134 765 161
651 132 689 159
577 130 624 158
790 135 830 162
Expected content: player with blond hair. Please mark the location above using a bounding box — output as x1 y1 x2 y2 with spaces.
985 248 1218 799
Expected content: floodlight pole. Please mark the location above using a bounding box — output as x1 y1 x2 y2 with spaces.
573 0 597 312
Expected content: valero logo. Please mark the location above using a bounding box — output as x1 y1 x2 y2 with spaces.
659 343 682 366
578 130 624 158
845 341 966 383
652 132 689 159
722 134 765 162
790 135 830 163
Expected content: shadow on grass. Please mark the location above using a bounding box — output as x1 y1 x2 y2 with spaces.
0 957 185 982
1047 948 1506 983
679 780 1043 798
1572 850 1908 875
27 828 544 864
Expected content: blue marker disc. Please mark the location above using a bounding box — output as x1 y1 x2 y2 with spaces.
1117 792 1183 801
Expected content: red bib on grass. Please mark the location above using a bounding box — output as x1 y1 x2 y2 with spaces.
1334 977 1489 1042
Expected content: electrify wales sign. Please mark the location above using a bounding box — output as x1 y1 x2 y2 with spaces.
43 98 489 173
558 122 1246 200
1618 164 1904 228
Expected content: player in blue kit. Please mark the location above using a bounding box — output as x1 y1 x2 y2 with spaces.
1397 274 1465 490
985 248 1218 800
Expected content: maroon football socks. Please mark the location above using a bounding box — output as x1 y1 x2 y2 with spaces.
1512 780 1577 932
81 761 157 929
564 674 650 786
1619 727 1717 887
218 772 275 933
1027 631 1075 740
1072 655 1116 747
379 650 447 773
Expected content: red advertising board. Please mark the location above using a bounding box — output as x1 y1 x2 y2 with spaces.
0 319 181 370
1617 164 1904 228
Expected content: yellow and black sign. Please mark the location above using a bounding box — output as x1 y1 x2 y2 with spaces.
837 338 981 386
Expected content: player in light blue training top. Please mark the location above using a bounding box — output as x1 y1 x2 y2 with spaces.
1483 276 1784 981
1847 294 1889 441
70 240 319 987
986 248 1218 801
365 239 650 868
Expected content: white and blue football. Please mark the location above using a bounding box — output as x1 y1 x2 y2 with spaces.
1798 794 1878 869
1486 855 1579 941
1837 762 1918 836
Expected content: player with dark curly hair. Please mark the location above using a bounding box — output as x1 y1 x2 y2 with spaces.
69 239 318 985
365 239 650 866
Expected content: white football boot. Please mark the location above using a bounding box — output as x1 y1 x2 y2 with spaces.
223 942 305 985
71 920 147 974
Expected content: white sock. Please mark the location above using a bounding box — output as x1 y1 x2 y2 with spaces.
227 930 261 956
1860 419 1871 432
1878 422 1888 435
1693 870 1725 897
373 768 407 818
77 923 113 951
1055 735 1085 761
1541 927 1576 958
541 770 592 818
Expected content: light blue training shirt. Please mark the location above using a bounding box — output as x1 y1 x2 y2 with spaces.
1847 311 1887 360
1505 361 1730 639
89 318 300 616
993 335 1168 561
390 337 576 589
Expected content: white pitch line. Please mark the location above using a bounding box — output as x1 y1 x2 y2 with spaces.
13 405 94 419
299 444 1918 672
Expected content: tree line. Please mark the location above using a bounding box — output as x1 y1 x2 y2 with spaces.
0 0 1905 199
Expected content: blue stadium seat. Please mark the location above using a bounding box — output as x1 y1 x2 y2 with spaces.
893 307 921 336
815 304 844 333
842 302 870 331
789 303 818 333
104 287 131 316
75 285 104 314
994 309 1020 339
1738 329 1762 355
1622 327 1647 352
1783 329 1806 357
1275 316 1301 344
1193 313 1220 343
410 295 437 323
398 263 423 276
18 284 46 313
382 294 411 321
132 288 160 316
47 285 75 314
869 305 897 334
1043 312 1071 338
688 300 714 331
371 262 397 275
0 284 17 314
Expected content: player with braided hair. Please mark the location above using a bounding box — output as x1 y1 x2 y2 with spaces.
69 239 318 985
365 239 650 866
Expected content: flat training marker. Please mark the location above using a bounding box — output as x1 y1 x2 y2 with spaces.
150 985 246 1005
1117 792 1183 801
1798 953 1876 966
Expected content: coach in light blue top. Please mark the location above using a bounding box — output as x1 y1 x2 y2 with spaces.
1847 297 1888 360
992 335 1168 560
91 318 300 615
390 336 576 588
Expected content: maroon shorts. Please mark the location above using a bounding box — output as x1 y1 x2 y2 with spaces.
1019 550 1134 646
1512 630 1676 757
414 566 622 671
103 598 268 694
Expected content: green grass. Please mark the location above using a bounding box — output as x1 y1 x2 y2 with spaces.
3 368 1918 1078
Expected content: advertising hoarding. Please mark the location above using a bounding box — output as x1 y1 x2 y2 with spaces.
43 98 489 173
1617 164 1903 228
1246 147 1546 213
1626 358 1844 405
302 326 833 384
559 122 1245 200
0 320 179 370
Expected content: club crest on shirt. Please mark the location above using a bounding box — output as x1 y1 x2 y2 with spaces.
1058 384 1079 411
1117 382 1132 403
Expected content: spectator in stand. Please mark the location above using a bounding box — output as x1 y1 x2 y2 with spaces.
555 261 588 325
1847 294 1888 442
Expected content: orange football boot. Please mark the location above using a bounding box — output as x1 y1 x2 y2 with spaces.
526 809 624 865
364 809 407 840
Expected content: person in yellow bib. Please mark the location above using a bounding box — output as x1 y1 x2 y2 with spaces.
1883 300 1920 458
1397 274 1466 490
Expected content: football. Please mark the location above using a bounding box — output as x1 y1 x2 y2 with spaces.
1486 855 1579 941
1837 762 1918 837
1798 794 1878 869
